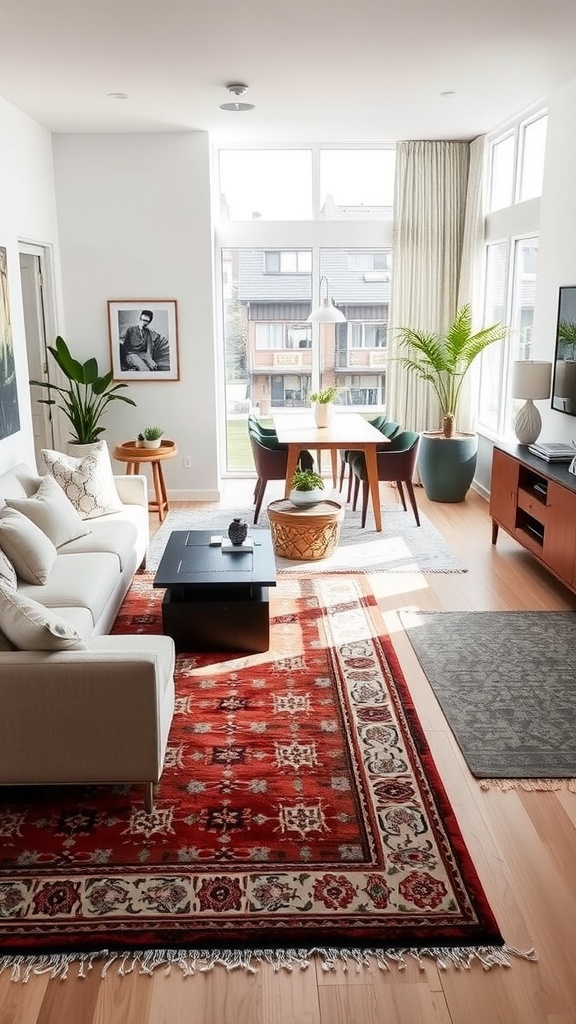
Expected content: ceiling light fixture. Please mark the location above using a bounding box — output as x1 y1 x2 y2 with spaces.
219 83 255 112
307 276 346 323
108 92 129 100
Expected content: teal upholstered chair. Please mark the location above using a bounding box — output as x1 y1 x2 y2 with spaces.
350 429 421 527
341 419 401 502
248 422 314 523
338 415 387 495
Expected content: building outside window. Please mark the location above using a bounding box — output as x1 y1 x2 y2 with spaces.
215 146 395 472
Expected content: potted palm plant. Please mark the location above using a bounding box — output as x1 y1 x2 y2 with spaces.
30 336 136 450
396 305 508 501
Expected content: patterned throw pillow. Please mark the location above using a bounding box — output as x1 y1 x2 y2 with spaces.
0 583 87 651
5 475 91 548
0 508 58 584
41 442 123 520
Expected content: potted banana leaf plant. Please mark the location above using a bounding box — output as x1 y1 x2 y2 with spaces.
30 336 136 450
396 305 508 501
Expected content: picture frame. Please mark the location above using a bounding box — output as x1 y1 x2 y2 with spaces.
107 300 179 381
0 245 21 440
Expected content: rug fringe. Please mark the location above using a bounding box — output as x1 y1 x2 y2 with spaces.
478 778 576 793
0 944 537 982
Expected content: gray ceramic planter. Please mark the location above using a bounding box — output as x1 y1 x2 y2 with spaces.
417 431 478 502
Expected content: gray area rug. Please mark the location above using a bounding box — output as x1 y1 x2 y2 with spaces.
400 609 576 780
148 505 467 575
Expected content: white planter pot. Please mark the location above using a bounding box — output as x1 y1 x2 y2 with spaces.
289 487 325 506
143 438 162 449
66 441 103 458
314 403 334 428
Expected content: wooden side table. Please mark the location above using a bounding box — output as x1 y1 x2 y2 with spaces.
267 499 344 560
113 440 178 522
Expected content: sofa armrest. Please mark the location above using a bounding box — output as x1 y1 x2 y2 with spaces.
0 636 175 785
114 473 148 508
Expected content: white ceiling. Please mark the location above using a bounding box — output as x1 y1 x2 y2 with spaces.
2 0 576 142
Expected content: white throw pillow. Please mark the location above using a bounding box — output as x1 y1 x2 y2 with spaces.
42 441 123 520
5 475 91 548
0 548 17 590
0 508 58 584
0 583 87 651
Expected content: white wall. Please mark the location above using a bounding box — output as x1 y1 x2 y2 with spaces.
52 132 219 500
0 96 61 472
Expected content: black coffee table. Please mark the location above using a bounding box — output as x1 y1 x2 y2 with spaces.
152 529 276 653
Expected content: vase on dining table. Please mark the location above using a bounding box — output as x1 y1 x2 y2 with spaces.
314 402 334 428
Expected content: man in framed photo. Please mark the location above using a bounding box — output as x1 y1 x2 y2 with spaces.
120 309 171 372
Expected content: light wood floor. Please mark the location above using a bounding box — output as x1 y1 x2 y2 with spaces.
2 479 576 1024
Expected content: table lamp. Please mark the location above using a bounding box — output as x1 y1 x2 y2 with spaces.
510 360 552 444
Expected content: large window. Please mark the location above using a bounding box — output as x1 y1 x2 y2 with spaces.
216 146 395 472
478 108 546 438
488 111 547 213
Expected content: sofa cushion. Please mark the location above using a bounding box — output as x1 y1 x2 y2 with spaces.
57 518 138 572
0 549 17 590
42 442 123 520
16 552 123 629
0 584 88 651
5 475 91 548
0 508 58 584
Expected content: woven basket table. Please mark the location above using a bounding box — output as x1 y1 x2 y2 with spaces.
267 499 345 561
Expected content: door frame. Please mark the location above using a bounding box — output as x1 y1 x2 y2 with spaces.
18 240 62 461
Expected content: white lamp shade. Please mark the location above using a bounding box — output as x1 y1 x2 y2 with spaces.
511 360 552 400
307 275 346 323
307 301 346 324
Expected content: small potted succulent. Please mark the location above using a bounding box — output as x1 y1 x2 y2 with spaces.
141 426 164 449
309 384 338 428
289 466 325 506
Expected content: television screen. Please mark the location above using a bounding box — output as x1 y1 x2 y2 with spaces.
551 286 576 416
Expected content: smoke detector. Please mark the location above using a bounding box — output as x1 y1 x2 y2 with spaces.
219 83 255 112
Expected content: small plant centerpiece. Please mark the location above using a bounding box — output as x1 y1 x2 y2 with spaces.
309 384 338 428
289 466 325 506
141 426 164 449
30 335 136 447
396 304 508 501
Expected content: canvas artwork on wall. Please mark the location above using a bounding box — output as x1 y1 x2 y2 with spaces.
107 300 180 381
0 246 20 440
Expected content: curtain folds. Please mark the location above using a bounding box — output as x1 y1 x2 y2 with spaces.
387 139 485 437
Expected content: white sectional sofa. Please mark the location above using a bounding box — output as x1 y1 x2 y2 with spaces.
0 456 175 811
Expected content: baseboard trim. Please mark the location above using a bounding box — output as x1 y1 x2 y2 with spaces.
167 489 221 503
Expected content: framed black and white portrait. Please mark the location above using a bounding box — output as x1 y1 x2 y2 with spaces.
107 300 179 381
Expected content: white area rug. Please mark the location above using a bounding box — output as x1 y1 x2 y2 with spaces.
148 504 467 575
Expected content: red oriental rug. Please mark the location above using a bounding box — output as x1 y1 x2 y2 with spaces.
0 574 533 979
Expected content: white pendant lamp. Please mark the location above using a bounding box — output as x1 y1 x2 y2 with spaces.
307 276 346 323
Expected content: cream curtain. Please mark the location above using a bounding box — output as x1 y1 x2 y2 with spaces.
387 139 485 436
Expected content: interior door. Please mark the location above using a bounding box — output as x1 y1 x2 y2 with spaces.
19 248 55 468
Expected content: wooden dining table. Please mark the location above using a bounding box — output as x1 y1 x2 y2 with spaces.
272 411 387 532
